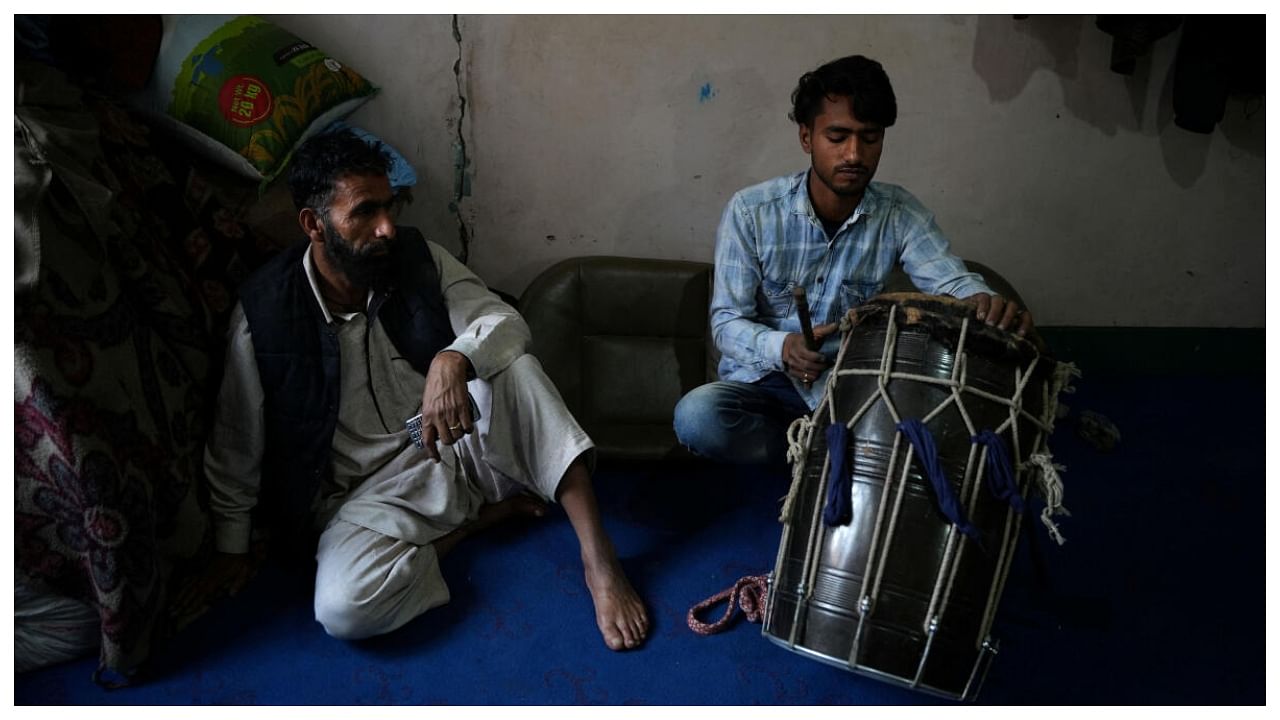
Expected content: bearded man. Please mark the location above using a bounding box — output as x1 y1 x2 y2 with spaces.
195 129 649 651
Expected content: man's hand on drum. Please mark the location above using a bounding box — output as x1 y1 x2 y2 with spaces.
966 293 1034 337
782 322 839 388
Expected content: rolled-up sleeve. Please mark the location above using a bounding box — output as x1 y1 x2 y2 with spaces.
430 241 531 380
709 194 789 372
203 302 265 554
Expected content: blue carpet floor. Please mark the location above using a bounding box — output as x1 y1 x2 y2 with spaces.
15 365 1265 704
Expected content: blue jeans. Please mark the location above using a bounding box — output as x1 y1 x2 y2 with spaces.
673 372 812 465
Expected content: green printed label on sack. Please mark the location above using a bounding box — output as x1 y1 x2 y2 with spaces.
169 15 376 179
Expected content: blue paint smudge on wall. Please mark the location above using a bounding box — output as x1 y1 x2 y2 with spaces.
699 83 718 103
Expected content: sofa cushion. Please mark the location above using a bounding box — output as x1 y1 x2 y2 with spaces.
520 256 713 460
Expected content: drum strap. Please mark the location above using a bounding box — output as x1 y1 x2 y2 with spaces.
973 430 1025 513
822 423 853 527
897 419 982 543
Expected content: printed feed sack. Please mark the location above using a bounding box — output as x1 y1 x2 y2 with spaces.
138 15 378 183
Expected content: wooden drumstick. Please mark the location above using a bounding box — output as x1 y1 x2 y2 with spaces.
793 286 818 351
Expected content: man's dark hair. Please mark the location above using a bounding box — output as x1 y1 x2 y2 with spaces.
287 129 393 212
789 55 897 128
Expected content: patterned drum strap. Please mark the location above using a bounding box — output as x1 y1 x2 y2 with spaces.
687 575 770 636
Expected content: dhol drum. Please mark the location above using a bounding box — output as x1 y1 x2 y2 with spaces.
763 293 1076 700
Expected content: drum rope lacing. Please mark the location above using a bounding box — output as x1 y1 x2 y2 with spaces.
779 302 1077 658
1027 453 1071 545
686 575 770 636
780 415 814 524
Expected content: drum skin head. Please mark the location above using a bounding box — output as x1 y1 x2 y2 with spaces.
848 293 1047 364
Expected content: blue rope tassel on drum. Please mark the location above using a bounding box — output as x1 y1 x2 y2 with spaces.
897 419 981 542
822 423 853 526
973 430 1024 513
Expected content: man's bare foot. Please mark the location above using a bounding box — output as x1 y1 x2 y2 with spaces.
436 494 547 558
583 553 649 651
552 456 648 651
475 493 548 530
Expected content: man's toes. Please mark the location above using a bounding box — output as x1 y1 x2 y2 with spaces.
619 615 646 648
511 495 547 518
619 628 637 649
603 627 626 651
600 615 641 651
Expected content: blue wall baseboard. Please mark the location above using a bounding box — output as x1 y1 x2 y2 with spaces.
1039 326 1264 376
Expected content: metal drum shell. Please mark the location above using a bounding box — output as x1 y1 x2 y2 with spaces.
764 294 1061 700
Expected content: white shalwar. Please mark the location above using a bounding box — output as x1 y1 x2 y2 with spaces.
203 239 593 639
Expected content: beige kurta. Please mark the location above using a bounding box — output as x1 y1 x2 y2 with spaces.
203 238 592 638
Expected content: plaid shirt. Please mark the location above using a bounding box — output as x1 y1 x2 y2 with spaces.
710 171 991 409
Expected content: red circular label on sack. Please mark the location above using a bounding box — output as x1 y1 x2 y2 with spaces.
218 74 273 126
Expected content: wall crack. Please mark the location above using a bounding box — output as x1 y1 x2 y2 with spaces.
450 14 473 264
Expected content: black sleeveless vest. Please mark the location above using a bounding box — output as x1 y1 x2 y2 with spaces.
238 227 456 523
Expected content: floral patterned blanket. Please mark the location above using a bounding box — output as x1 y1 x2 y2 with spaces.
15 61 279 685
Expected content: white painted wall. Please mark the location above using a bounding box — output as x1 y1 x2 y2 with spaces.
269 15 1264 327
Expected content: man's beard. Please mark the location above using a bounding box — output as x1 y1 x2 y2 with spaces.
323 225 397 287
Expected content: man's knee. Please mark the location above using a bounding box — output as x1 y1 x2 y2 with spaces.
486 353 570 417
674 385 738 462
314 586 382 640
495 353 550 389
674 383 793 465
